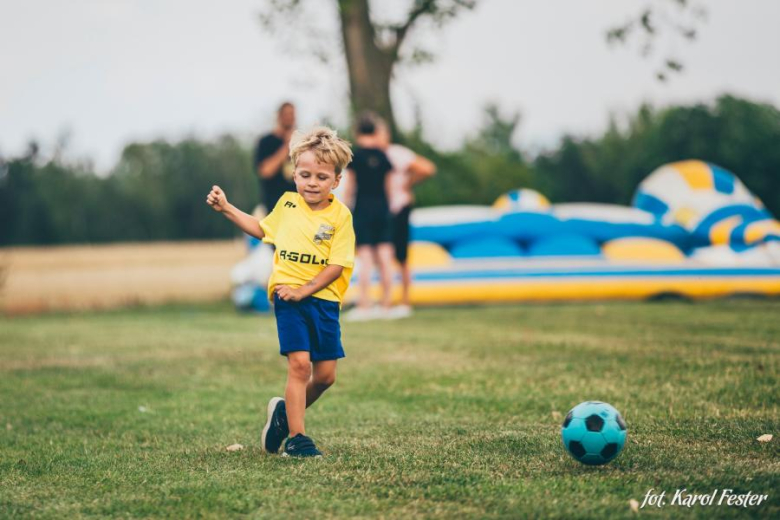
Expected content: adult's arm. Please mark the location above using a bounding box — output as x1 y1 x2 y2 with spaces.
258 146 289 179
408 155 437 184
258 141 290 179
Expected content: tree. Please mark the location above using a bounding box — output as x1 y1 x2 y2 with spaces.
262 0 476 137
262 1 706 137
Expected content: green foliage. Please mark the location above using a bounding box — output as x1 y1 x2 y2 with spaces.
111 136 256 242
0 136 256 246
533 95 780 215
410 104 534 207
0 156 112 245
411 95 780 215
2 95 779 246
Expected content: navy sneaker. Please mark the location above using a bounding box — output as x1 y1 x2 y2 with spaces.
282 433 322 458
261 397 288 454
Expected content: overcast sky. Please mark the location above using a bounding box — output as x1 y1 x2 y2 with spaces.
2 0 779 171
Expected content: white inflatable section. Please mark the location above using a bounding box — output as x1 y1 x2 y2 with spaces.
553 203 657 224
691 242 780 267
638 162 761 229
409 206 498 226
231 243 274 286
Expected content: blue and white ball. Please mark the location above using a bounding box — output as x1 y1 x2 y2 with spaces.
632 160 778 248
561 401 627 465
493 189 551 213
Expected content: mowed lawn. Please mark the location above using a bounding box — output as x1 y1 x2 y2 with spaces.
0 301 778 519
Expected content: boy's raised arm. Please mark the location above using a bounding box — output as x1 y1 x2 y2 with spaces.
206 185 265 240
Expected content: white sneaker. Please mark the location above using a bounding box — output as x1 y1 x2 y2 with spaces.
344 305 382 322
384 305 413 320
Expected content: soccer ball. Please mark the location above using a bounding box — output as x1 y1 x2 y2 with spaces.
561 401 627 465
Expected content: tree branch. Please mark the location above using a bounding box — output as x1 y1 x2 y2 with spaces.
388 0 476 59
606 0 706 82
393 0 436 53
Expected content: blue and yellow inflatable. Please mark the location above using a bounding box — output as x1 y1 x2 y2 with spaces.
344 161 780 305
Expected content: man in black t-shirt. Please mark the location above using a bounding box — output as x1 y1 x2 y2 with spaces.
253 102 297 212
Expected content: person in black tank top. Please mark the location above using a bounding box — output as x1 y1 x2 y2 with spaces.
343 112 396 321
350 147 393 240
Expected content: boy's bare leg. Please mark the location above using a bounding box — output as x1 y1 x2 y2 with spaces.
285 351 312 437
356 245 374 309
306 360 337 408
376 243 396 308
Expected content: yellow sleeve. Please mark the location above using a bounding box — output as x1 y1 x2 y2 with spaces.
328 211 355 268
259 197 285 244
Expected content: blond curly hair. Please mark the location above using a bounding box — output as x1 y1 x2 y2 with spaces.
289 126 353 174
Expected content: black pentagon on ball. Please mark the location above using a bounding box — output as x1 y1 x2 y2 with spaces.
616 413 627 431
585 414 605 432
601 443 619 459
569 440 586 458
562 411 573 428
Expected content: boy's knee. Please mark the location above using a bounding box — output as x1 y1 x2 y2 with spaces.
287 357 311 380
313 372 336 390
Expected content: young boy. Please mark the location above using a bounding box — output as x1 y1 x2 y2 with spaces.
206 126 354 457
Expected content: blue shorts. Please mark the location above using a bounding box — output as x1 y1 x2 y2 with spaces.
273 294 345 361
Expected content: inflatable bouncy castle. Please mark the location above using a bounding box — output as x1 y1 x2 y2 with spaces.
233 160 780 309
634 161 780 262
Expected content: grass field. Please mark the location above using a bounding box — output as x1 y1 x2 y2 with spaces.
1 301 778 518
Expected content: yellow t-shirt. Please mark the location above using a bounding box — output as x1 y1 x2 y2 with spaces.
259 192 355 303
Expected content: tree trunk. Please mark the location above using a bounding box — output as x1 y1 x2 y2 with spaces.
338 0 398 137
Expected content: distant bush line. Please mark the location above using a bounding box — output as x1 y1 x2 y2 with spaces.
2 95 779 246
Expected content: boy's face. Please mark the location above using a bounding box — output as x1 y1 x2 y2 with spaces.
293 150 341 210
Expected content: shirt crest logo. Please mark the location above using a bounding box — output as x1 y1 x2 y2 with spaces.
314 224 335 244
